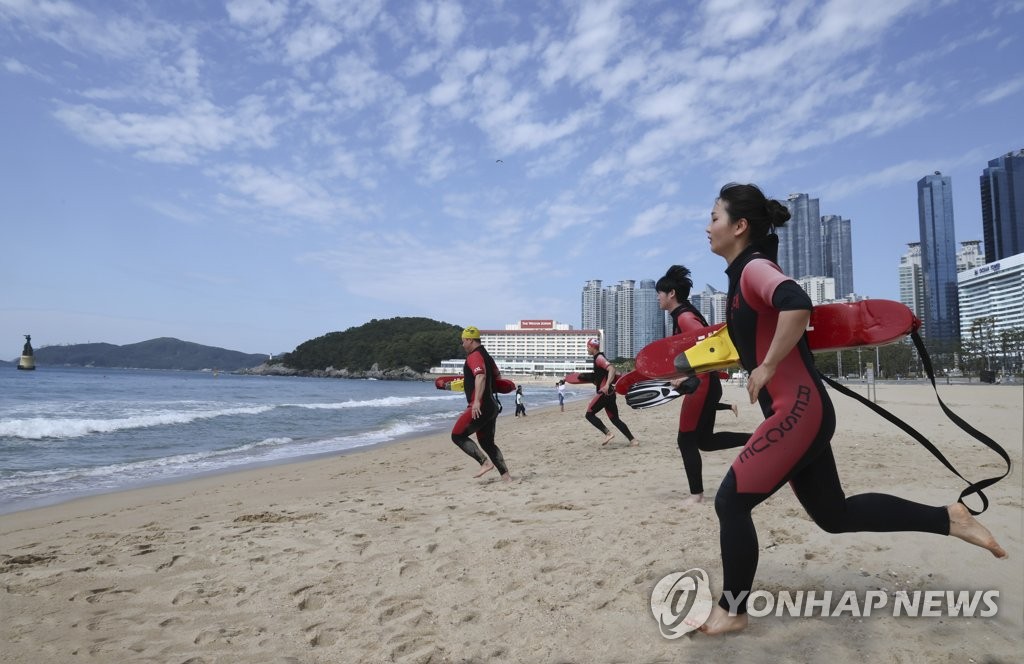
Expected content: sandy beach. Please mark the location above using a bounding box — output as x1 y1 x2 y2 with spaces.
1 382 1021 663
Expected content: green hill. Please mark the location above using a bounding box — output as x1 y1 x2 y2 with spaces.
32 338 268 371
283 317 462 373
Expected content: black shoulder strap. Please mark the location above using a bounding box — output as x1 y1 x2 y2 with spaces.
820 329 1011 515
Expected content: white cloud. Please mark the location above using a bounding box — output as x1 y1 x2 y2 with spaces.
53 97 278 164
226 0 289 36
975 76 1024 106
298 230 546 325
540 0 626 88
284 21 343 63
308 0 383 31
210 162 361 225
329 54 400 111
815 148 991 200
384 97 426 160
415 0 466 47
3 57 29 74
540 198 608 240
699 0 777 44
625 203 705 238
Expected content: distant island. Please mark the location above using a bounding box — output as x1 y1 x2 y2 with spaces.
25 338 269 371
14 317 464 378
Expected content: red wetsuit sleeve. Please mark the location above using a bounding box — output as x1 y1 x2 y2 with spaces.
740 258 792 312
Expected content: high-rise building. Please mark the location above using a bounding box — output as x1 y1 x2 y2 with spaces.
633 279 663 355
691 284 728 325
581 279 604 330
917 171 960 344
899 242 926 322
821 214 854 298
602 287 618 360
795 276 836 305
613 280 636 359
580 277 671 358
778 193 823 278
980 149 1024 264
957 240 985 273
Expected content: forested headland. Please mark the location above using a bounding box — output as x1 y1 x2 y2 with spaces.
279 317 462 374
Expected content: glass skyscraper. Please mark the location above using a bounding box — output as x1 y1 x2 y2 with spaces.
917 172 960 344
821 214 854 298
632 279 662 356
980 149 1024 264
778 193 822 278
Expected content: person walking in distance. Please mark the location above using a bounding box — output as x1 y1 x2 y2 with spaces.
514 385 527 417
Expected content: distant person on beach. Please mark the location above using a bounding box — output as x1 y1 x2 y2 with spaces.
514 385 527 417
450 326 511 482
583 338 638 446
557 380 566 412
690 182 1006 636
656 264 747 506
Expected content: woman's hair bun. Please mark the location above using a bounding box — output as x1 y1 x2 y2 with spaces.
765 199 791 228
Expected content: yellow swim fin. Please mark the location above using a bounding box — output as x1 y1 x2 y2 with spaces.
448 378 465 392
673 325 741 374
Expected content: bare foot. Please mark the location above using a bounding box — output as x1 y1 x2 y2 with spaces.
681 492 704 506
692 605 748 635
473 461 495 478
731 404 739 417
629 438 639 447
948 503 1007 558
500 473 512 483
601 432 615 446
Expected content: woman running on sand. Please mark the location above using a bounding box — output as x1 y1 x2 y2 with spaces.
690 183 1006 636
656 264 747 505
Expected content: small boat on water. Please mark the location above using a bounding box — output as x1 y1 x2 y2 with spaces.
17 334 35 370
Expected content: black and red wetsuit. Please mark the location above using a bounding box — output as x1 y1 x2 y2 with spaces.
450 345 508 475
714 245 948 614
585 352 635 441
671 303 748 495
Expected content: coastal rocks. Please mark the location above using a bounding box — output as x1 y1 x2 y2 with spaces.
241 363 425 381
241 363 301 377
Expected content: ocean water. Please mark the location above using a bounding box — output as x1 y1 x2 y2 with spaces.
0 367 579 514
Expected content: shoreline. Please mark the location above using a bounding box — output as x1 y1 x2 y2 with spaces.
0 390 583 518
2 383 1020 662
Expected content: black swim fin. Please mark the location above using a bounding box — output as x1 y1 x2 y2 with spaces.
625 377 700 409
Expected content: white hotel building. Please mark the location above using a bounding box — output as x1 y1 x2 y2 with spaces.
957 252 1024 338
431 320 599 376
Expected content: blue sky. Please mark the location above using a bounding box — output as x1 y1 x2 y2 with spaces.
2 0 1022 359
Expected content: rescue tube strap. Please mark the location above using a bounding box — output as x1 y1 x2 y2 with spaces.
819 329 1011 516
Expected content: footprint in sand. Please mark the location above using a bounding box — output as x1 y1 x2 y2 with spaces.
305 622 343 647
84 586 138 604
